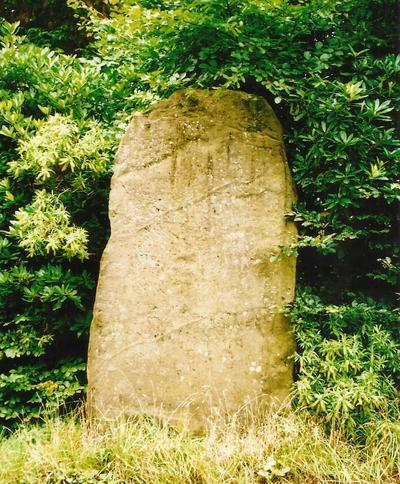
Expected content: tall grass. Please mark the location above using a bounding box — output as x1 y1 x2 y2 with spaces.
0 408 398 483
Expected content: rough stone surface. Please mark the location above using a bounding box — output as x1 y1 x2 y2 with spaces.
87 89 297 428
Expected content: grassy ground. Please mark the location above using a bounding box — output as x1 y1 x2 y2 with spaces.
0 409 398 483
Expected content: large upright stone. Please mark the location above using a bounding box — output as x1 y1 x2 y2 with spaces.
88 90 297 428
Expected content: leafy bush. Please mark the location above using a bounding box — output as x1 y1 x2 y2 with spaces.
291 289 399 436
0 0 90 51
0 19 119 425
0 0 398 437
78 0 399 437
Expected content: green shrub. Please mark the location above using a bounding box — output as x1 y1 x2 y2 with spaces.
78 0 399 437
0 0 398 438
290 289 399 437
0 0 90 52
0 19 119 425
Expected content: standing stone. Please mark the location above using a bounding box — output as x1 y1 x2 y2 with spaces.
87 89 297 428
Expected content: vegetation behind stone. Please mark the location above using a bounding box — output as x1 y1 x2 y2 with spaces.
0 0 398 444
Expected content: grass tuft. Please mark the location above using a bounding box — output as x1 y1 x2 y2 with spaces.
0 408 398 483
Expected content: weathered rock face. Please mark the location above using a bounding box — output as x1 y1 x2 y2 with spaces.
87 89 297 428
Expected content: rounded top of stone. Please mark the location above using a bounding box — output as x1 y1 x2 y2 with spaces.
143 89 282 137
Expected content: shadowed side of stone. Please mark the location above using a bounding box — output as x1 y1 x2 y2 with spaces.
87 89 297 429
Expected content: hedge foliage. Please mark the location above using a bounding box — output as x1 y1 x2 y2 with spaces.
0 18 116 423
0 0 398 438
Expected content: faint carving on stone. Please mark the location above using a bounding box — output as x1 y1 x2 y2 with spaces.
87 89 297 429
